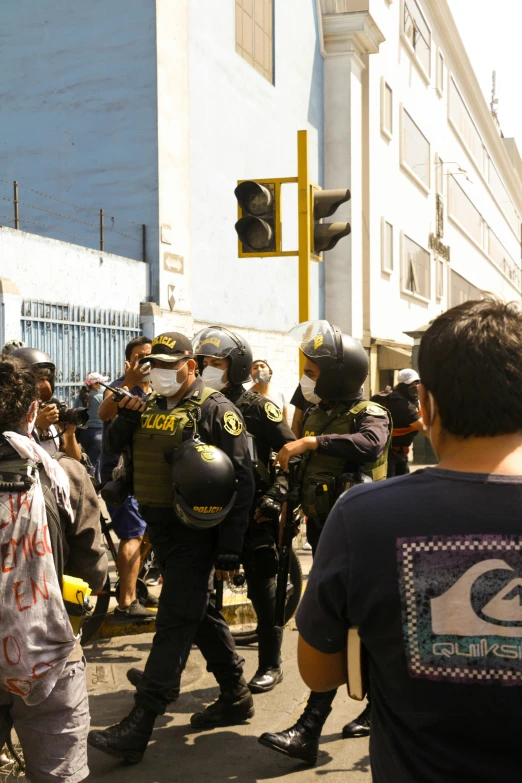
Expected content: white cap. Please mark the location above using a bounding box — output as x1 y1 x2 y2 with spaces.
397 368 420 385
85 372 109 386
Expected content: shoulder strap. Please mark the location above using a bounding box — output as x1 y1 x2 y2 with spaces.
40 457 66 587
349 400 388 416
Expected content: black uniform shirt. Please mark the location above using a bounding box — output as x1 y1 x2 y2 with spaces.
107 376 255 554
372 388 420 448
297 469 522 783
304 399 391 466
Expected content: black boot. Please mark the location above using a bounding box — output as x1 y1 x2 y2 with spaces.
258 703 331 765
248 666 283 694
190 678 254 729
342 704 370 738
126 667 180 703
88 706 157 764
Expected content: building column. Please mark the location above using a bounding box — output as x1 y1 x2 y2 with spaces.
321 6 384 339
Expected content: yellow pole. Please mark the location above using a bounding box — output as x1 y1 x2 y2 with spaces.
297 130 311 373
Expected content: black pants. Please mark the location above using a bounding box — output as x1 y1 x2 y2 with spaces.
243 519 282 669
135 507 244 715
387 449 410 478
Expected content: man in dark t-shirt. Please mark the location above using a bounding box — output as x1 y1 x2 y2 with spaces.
296 298 522 782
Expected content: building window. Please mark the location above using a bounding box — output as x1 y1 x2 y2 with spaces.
448 175 483 247
381 219 394 273
436 50 444 95
401 108 430 190
235 0 274 83
488 158 520 235
381 80 393 139
403 234 431 300
402 0 431 78
448 77 483 172
450 270 482 308
436 258 444 299
488 229 522 289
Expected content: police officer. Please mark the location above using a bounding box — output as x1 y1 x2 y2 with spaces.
192 326 296 693
372 368 424 477
88 332 255 764
258 320 391 765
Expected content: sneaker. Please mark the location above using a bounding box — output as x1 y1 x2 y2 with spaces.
114 600 156 622
303 542 312 551
139 592 159 608
88 706 156 764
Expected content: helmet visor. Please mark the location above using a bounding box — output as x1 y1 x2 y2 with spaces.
192 327 240 359
288 320 338 359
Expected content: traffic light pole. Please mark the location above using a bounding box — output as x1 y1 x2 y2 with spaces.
297 129 312 326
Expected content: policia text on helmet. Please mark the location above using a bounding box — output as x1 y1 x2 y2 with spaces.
259 321 391 764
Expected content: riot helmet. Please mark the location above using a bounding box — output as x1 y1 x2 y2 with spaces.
2 339 25 355
171 439 237 530
290 320 368 401
11 347 56 393
192 326 252 385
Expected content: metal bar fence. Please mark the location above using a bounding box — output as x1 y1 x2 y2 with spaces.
21 300 141 405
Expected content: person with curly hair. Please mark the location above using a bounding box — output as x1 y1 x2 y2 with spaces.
0 354 107 783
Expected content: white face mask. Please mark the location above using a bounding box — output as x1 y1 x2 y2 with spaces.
150 363 188 397
300 373 320 404
201 365 227 391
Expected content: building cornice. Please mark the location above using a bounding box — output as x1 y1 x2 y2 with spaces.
428 0 522 213
322 9 385 59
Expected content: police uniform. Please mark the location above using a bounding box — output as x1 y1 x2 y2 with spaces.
259 320 392 765
226 384 295 689
88 332 255 764
372 385 421 478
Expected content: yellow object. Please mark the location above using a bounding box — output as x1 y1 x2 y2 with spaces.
62 575 91 606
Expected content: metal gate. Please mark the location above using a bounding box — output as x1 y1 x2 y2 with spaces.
21 300 141 404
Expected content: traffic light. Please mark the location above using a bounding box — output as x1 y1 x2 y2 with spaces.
234 180 278 256
312 188 351 253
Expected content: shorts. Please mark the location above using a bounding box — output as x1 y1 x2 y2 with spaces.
108 495 147 540
0 657 89 783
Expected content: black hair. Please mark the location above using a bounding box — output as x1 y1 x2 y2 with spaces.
0 355 37 432
125 336 152 362
418 297 522 438
79 385 91 408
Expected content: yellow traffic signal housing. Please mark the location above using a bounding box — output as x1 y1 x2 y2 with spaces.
312 187 351 254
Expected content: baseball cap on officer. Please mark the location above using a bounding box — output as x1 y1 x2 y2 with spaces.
139 332 193 364
397 368 420 385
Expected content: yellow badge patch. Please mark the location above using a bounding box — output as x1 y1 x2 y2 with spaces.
366 404 386 417
314 334 324 350
195 444 216 462
223 411 243 436
264 401 282 423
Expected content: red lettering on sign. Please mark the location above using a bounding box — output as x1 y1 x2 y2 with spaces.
43 525 53 555
18 492 31 514
31 529 47 557
31 572 49 604
3 636 21 666
32 662 53 680
13 580 31 612
1 541 14 573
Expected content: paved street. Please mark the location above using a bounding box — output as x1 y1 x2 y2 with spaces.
85 550 372 783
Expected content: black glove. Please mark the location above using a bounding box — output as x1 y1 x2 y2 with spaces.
215 553 240 572
117 405 143 424
256 494 282 521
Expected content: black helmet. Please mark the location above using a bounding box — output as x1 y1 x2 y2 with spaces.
171 439 237 529
290 320 368 400
11 347 56 392
192 326 252 385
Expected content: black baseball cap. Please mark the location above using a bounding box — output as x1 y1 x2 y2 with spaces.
139 332 193 363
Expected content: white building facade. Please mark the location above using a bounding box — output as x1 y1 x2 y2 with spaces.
321 0 522 393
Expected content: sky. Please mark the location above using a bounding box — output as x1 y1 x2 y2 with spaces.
448 0 522 147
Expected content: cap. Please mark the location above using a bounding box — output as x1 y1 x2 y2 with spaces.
85 372 109 385
397 368 420 385
252 358 272 373
141 332 193 363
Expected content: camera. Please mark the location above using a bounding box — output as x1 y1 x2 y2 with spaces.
48 397 90 428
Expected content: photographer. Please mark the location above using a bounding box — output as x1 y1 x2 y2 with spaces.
11 347 83 462
0 353 107 783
